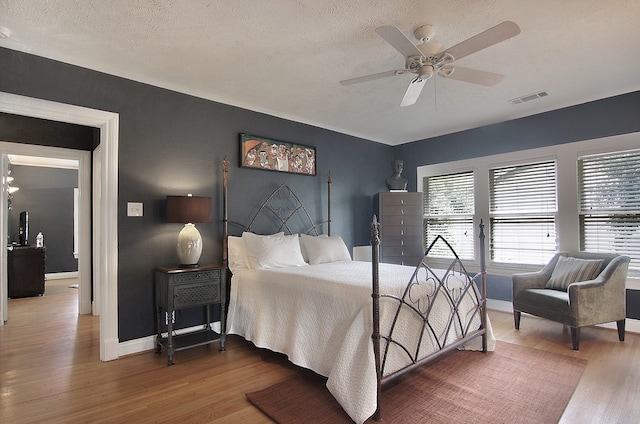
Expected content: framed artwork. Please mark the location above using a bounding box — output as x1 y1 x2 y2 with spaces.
240 133 316 176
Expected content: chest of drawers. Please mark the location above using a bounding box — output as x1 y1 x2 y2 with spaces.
374 192 424 266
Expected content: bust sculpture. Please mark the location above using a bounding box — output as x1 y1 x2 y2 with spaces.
386 159 408 191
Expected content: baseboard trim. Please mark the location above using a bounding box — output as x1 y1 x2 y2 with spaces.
117 322 222 358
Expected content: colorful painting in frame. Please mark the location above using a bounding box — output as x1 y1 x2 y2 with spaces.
240 133 316 176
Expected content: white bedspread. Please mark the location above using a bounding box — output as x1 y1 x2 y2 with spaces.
227 260 495 424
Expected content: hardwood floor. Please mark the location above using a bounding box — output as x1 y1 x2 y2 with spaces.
1 279 639 423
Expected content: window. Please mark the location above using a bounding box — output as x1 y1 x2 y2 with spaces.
489 161 557 265
579 149 640 271
423 171 474 260
417 131 640 276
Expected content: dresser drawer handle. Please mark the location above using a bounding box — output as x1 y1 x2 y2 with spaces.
401 199 404 204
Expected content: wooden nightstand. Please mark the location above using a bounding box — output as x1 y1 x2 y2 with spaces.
155 264 226 365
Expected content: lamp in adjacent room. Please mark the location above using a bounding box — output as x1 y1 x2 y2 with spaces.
166 194 212 268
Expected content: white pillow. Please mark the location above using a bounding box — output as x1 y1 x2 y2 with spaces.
299 234 328 262
242 232 307 270
299 234 351 265
227 236 249 274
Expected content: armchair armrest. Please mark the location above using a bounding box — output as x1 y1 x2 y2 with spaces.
512 254 562 298
568 255 630 325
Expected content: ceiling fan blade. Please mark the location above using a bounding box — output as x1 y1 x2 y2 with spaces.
375 26 424 58
340 69 405 85
441 21 520 61
439 66 504 86
400 77 427 107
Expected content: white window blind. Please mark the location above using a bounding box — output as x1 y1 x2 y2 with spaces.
579 149 640 271
423 171 474 260
490 161 557 264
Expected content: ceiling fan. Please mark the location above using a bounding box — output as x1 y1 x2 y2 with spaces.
340 21 521 107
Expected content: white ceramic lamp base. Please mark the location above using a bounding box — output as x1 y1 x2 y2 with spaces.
176 223 203 267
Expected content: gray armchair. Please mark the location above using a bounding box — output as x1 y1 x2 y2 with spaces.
512 252 630 350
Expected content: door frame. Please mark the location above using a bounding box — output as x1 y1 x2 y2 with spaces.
0 92 120 361
1 147 89 313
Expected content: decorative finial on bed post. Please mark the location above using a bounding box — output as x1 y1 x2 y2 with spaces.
371 215 380 246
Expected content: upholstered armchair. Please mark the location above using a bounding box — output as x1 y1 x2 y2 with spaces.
512 252 630 350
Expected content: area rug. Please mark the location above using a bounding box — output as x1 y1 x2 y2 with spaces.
246 341 587 424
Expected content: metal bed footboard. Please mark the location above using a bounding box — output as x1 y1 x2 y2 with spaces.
371 216 488 421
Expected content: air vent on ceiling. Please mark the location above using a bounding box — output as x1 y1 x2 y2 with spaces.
509 91 549 105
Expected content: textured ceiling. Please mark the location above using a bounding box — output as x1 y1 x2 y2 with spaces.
1 0 639 145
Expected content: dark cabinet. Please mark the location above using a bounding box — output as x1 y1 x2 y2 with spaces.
374 192 424 266
8 246 46 298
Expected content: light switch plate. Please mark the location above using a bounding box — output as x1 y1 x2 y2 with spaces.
127 202 143 217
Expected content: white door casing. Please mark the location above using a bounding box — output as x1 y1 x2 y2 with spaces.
0 92 119 361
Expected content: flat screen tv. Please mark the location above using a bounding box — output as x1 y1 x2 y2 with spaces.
19 211 28 246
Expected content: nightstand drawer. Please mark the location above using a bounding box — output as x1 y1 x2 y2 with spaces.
173 269 220 285
174 280 221 308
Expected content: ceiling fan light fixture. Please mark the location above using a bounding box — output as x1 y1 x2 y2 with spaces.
419 65 434 80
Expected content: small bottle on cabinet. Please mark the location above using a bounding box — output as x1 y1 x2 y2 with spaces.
36 232 44 248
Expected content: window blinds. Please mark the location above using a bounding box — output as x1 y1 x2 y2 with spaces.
490 161 557 264
579 149 640 270
423 171 474 259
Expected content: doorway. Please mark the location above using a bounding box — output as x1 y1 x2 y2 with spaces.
3 151 87 313
0 92 119 361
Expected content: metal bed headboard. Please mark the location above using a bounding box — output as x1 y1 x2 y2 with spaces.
221 157 332 268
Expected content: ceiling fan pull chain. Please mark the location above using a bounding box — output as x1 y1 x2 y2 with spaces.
434 75 438 112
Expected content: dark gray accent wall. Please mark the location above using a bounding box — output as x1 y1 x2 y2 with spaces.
0 47 393 341
9 165 78 273
2 44 639 340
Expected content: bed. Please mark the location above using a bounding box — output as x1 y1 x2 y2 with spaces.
221 158 494 424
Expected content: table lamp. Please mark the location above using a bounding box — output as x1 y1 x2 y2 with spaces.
166 194 212 267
